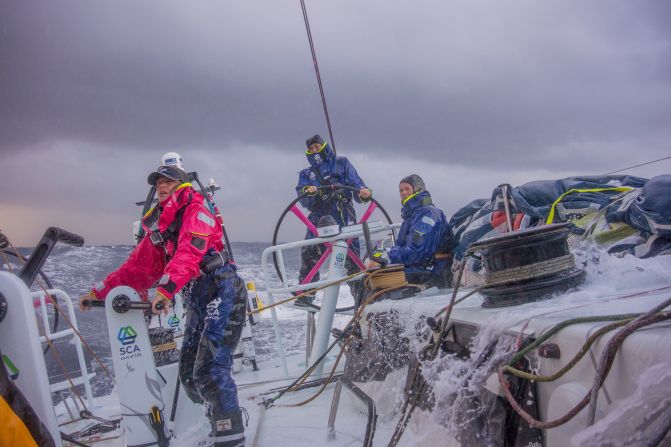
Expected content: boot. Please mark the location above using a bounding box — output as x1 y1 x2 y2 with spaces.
211 408 245 447
293 292 316 308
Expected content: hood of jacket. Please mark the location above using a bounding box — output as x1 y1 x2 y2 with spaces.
306 143 336 177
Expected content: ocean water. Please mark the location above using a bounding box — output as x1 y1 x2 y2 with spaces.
2 242 350 397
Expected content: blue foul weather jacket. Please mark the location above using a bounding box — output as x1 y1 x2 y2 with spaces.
296 142 369 236
389 190 455 277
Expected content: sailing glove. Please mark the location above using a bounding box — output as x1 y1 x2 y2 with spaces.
370 250 389 266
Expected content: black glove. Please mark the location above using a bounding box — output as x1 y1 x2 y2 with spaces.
318 184 345 203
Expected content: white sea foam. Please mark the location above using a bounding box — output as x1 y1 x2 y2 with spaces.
355 248 671 444
571 362 671 446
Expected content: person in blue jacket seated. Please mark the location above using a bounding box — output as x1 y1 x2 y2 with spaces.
365 174 457 289
295 134 372 306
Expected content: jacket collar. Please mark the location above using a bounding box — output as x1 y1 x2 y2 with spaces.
401 190 432 219
306 143 335 174
143 183 194 232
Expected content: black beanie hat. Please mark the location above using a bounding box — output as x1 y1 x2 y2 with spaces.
147 165 187 185
306 134 325 148
400 174 426 193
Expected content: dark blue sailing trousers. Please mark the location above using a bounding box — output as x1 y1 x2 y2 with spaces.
180 263 247 414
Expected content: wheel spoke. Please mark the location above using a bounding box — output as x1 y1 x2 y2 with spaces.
347 248 366 270
290 205 320 237
300 245 332 285
358 201 378 224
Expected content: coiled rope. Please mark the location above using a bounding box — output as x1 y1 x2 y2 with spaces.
151 341 177 354
364 265 407 290
483 254 575 286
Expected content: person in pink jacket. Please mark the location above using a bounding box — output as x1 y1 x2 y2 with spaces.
83 165 247 447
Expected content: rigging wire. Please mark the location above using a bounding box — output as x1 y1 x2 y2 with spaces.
299 0 337 153
604 155 671 175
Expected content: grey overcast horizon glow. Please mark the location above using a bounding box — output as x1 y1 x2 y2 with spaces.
1 1 670 245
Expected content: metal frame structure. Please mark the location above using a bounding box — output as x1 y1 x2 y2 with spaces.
33 288 96 411
261 221 400 376
328 377 378 447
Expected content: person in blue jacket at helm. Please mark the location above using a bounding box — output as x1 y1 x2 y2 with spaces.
295 134 372 306
366 174 456 288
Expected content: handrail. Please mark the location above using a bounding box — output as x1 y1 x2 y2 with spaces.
328 377 377 447
262 221 399 292
261 221 399 377
33 288 96 410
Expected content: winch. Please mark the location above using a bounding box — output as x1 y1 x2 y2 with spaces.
470 223 586 307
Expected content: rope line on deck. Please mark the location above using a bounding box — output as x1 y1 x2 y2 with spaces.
263 265 408 408
499 296 671 429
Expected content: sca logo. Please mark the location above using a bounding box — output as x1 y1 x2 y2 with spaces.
117 326 137 345
167 315 180 328
335 252 345 266
117 326 141 358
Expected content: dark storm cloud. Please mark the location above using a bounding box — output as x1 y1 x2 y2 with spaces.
1 1 670 245
2 0 670 172
0 2 319 151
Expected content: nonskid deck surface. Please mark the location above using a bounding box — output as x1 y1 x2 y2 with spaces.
243 368 454 447
58 351 348 446
246 383 363 447
235 350 349 446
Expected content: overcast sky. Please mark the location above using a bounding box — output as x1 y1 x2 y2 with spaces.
1 1 670 246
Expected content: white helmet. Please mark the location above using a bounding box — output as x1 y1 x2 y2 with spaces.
161 152 185 170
